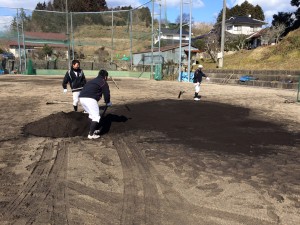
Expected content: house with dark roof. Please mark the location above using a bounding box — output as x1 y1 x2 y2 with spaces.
193 16 268 50
225 16 267 35
246 28 270 49
155 27 190 45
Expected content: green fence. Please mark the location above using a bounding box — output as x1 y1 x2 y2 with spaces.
35 69 151 79
154 64 162 80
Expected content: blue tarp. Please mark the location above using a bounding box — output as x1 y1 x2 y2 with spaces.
239 75 256 82
178 72 194 82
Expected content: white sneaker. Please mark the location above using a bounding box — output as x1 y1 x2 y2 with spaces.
194 97 200 101
88 134 100 139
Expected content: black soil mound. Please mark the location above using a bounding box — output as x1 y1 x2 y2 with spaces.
24 111 90 138
23 100 299 155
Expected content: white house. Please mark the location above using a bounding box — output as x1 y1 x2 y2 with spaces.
155 27 190 44
225 16 267 35
132 43 199 66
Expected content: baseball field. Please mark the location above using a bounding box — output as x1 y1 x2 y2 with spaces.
0 75 299 224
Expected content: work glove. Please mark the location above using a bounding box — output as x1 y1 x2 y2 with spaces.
106 102 112 107
63 89 67 94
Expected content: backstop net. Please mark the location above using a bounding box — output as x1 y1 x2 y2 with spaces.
0 2 155 74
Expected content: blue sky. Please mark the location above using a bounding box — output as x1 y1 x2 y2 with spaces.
0 0 297 28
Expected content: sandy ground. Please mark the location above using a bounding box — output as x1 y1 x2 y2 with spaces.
0 75 299 225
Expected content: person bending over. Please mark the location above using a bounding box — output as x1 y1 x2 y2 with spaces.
79 69 112 139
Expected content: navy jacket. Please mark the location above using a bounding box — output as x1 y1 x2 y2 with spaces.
62 69 86 92
193 69 207 83
79 75 110 103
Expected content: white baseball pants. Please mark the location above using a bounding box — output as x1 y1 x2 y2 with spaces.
79 98 100 122
72 91 80 106
194 82 200 93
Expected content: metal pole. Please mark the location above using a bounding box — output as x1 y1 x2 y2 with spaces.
151 0 154 79
130 10 133 70
21 19 26 72
178 0 183 81
66 0 70 69
71 12 74 60
164 0 168 27
16 9 22 73
218 0 226 68
187 0 192 82
158 3 161 54
111 10 114 64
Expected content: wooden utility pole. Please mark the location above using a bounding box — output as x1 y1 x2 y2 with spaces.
218 0 226 68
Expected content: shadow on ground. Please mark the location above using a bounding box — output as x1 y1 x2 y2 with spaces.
23 99 299 155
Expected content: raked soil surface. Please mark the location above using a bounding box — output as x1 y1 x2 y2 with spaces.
0 75 299 225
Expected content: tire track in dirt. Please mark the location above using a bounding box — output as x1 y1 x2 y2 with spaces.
65 140 124 224
113 131 276 225
111 134 161 225
2 139 69 224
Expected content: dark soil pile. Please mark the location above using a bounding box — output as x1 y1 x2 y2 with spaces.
23 111 90 138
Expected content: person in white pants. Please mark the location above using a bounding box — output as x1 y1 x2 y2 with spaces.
79 69 112 139
192 65 209 101
62 60 86 111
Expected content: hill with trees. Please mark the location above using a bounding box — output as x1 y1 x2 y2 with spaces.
202 28 300 70
216 0 265 22
272 0 300 35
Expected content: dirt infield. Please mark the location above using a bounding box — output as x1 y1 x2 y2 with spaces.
0 75 299 224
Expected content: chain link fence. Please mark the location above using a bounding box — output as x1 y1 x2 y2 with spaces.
0 3 163 76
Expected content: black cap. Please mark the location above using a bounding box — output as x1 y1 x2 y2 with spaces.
98 69 108 78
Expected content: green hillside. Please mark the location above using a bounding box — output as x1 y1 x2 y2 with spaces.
203 28 300 70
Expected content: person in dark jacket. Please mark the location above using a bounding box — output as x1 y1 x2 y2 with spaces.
193 64 209 101
62 59 86 111
79 69 112 139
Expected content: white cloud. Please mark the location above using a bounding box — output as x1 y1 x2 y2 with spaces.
162 0 204 8
231 0 297 15
107 0 204 9
106 0 142 8
0 16 13 31
0 0 206 10
229 0 298 23
0 0 39 10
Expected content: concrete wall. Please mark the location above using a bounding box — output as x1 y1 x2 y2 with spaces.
204 69 300 90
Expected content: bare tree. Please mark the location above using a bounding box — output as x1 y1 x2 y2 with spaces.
192 22 214 36
225 33 248 50
262 23 286 45
204 31 220 63
272 23 286 44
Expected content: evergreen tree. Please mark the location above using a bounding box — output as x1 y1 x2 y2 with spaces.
272 12 294 28
253 5 265 21
216 7 230 22
291 0 300 29
139 7 151 28
272 0 300 34
68 0 107 12
52 0 64 11
35 1 47 10
46 1 53 11
216 1 265 22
